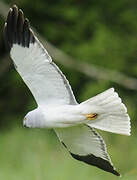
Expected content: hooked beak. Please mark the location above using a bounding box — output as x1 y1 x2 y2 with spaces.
23 118 28 128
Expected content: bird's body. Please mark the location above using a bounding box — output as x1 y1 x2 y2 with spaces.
24 105 86 128
4 5 131 176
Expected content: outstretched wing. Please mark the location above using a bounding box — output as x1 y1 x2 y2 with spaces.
55 125 120 176
4 5 77 106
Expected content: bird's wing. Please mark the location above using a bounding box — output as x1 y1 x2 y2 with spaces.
4 5 77 106
55 125 120 176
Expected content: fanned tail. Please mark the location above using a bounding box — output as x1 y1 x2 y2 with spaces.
79 88 131 135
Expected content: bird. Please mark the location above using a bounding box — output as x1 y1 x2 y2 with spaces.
3 5 131 176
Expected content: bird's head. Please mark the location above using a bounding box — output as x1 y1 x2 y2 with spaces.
23 108 44 128
23 111 33 128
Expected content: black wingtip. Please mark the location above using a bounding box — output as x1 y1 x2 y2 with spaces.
113 169 120 176
12 5 18 14
70 153 120 176
3 23 11 51
3 4 35 51
12 4 18 9
61 140 120 176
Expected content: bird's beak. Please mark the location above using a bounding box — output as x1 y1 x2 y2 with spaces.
23 118 28 128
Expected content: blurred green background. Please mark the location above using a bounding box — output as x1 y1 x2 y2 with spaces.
0 0 137 179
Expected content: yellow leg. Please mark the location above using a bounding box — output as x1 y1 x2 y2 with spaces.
85 113 98 120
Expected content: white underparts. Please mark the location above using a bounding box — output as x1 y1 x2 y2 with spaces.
24 88 131 136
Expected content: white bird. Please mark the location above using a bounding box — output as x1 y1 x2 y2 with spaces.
4 5 131 176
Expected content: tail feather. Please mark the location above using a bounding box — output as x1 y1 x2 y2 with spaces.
79 88 131 136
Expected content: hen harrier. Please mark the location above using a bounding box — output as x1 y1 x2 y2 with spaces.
4 5 131 176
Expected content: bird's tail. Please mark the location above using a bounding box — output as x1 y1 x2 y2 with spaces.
79 88 131 135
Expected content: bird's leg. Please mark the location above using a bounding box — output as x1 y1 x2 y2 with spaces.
85 113 98 120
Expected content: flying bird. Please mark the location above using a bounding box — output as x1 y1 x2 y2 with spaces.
4 5 131 176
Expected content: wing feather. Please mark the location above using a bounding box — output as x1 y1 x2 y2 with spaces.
4 5 77 106
55 125 120 176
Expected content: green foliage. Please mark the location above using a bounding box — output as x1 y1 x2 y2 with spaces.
0 0 137 179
